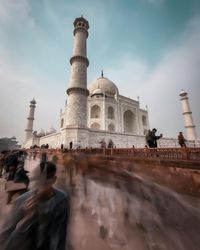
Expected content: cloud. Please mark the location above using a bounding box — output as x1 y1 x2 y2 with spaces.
106 15 200 138
105 56 149 99
0 59 64 144
147 0 165 8
0 0 35 31
0 1 199 145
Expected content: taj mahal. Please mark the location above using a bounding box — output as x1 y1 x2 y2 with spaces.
23 17 198 149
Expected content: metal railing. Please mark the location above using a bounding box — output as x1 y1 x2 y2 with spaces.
28 147 200 161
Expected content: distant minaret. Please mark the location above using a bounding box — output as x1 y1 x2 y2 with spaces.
65 16 89 127
25 98 36 141
179 90 197 140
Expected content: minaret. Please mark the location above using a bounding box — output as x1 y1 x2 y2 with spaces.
25 98 36 141
65 16 89 127
179 90 197 140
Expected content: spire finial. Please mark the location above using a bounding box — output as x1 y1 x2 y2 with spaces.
101 69 104 78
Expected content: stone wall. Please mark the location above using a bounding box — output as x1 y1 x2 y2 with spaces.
39 132 63 148
23 130 199 149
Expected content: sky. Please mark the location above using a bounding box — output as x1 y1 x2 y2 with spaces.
0 0 200 144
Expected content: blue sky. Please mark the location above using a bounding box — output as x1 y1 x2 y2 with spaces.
0 0 200 144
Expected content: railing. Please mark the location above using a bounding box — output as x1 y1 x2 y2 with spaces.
27 147 200 161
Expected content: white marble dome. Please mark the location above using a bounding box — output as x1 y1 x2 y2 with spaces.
88 77 119 96
38 129 45 137
46 127 56 135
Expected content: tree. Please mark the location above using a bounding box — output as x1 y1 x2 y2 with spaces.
0 137 21 151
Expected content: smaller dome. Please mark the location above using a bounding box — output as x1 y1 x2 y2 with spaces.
38 129 45 137
46 126 56 135
92 88 103 95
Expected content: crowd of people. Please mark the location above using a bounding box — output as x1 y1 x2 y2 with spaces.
0 150 69 250
0 127 189 250
0 150 29 185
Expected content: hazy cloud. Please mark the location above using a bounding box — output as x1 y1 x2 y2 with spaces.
106 15 200 138
147 0 165 8
0 0 199 144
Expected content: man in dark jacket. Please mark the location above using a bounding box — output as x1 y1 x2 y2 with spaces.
178 132 186 147
0 161 69 250
146 128 163 148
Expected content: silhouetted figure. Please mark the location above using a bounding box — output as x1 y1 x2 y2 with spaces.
69 141 73 149
14 164 29 187
146 128 162 148
99 139 106 149
60 144 64 150
40 152 47 172
108 139 114 149
178 132 186 147
33 150 37 160
4 152 19 180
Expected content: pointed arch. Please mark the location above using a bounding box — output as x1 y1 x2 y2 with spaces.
108 106 115 119
108 123 115 132
91 105 100 118
142 115 147 126
123 110 135 133
91 122 100 130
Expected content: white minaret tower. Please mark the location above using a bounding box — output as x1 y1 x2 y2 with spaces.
65 16 89 128
179 90 197 140
25 98 36 141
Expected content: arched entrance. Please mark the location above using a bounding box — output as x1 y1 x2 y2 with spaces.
123 110 135 133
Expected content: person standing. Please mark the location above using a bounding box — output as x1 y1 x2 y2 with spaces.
146 128 163 148
69 141 73 150
178 132 186 147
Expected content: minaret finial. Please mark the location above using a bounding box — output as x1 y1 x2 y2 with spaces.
101 69 104 78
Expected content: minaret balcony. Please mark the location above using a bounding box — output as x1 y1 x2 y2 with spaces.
66 87 89 97
70 55 89 67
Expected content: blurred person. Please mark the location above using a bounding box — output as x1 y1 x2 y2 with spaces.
3 152 19 180
33 150 37 160
108 139 114 149
178 132 186 147
13 163 29 187
40 151 47 172
69 141 73 150
63 153 75 187
0 161 69 250
99 139 107 149
0 150 8 177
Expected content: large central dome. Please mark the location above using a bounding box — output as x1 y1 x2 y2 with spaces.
88 77 119 96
